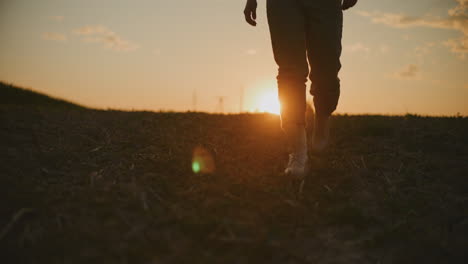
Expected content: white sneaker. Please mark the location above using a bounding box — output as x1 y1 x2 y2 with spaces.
311 114 331 154
283 124 308 177
284 153 308 177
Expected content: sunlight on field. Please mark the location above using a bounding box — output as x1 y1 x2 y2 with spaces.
256 90 280 115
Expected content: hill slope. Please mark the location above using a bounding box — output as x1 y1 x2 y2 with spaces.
0 88 467 263
0 81 83 108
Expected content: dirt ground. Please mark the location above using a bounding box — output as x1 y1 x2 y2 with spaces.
1 103 467 263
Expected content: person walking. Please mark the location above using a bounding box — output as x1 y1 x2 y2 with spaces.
244 0 358 177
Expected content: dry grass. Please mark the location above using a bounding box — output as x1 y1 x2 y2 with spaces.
1 103 467 263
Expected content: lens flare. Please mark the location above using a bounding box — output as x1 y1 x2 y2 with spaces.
192 146 215 174
192 161 201 173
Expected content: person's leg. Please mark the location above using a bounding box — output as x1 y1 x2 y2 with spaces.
267 0 308 128
267 0 309 176
304 0 342 116
302 0 343 152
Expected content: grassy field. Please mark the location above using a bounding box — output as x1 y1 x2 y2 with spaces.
1 82 467 263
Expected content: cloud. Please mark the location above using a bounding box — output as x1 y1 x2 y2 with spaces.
42 32 67 42
449 0 468 16
48 16 64 22
246 49 257 55
357 0 468 58
444 37 468 57
344 42 370 53
415 42 436 57
379 44 390 54
73 25 138 52
394 64 420 80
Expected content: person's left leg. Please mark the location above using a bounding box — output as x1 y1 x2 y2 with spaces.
302 0 343 153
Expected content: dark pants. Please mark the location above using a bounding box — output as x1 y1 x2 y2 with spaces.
267 0 343 126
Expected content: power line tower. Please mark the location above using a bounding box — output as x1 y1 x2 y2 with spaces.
215 96 226 113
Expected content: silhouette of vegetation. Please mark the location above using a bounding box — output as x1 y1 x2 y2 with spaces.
1 86 467 263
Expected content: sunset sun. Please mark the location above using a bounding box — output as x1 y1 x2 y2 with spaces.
257 90 280 115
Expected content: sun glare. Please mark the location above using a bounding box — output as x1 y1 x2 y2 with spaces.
257 90 280 115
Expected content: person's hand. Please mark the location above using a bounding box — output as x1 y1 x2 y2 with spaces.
342 0 358 10
244 0 257 26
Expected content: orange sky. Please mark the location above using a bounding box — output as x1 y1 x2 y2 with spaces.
0 0 467 115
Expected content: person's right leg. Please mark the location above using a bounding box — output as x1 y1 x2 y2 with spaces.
267 0 309 176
